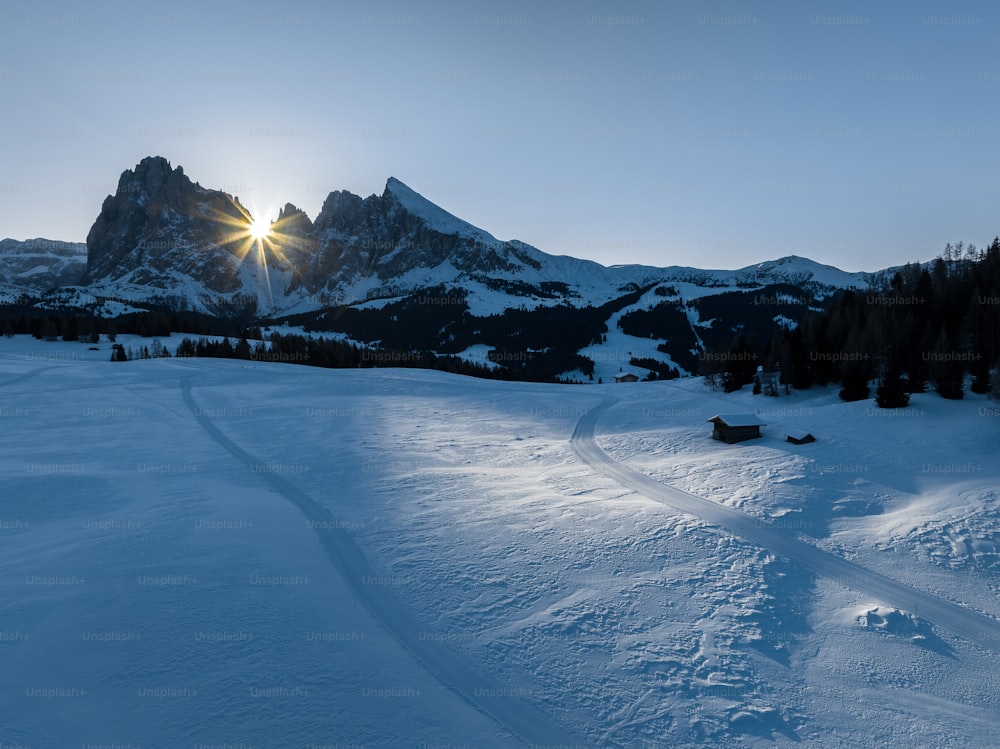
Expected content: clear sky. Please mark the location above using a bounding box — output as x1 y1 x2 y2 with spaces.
1 0 998 271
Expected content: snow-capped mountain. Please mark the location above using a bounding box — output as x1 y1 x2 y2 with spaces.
0 156 885 377
18 156 871 317
297 176 874 315
81 156 302 316
0 238 86 300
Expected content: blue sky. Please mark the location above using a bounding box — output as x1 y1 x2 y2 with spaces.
1 0 998 271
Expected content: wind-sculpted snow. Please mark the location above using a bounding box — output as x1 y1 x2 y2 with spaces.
179 376 584 747
2 338 1000 747
571 398 1000 654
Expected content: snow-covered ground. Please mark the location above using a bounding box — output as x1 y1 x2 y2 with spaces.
1 335 999 747
579 285 689 383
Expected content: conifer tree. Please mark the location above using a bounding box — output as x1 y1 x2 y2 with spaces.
875 367 910 408
970 355 991 394
838 364 870 402
234 337 252 360
930 330 964 400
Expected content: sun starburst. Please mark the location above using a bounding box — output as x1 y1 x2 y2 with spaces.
202 196 318 316
248 216 271 241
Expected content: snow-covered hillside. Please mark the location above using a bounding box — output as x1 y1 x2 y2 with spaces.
2 338 998 747
0 238 86 300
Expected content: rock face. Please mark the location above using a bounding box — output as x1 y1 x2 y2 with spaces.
296 177 542 299
80 157 570 310
83 156 293 306
0 238 87 294
3 156 886 378
70 156 876 318
268 203 318 291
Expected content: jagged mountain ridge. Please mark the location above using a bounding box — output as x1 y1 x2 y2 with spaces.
65 156 874 315
302 176 555 302
80 157 304 315
0 156 886 378
0 238 86 301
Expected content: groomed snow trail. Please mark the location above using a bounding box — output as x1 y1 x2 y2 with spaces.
572 397 1000 654
180 377 583 748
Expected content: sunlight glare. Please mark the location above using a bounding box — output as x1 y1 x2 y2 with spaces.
248 216 271 241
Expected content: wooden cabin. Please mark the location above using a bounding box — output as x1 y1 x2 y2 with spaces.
707 414 765 444
614 373 640 383
786 430 816 445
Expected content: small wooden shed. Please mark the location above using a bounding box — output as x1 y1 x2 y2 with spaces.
707 414 765 444
614 373 639 383
786 430 816 445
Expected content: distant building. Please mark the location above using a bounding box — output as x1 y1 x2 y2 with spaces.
707 414 765 443
614 373 639 383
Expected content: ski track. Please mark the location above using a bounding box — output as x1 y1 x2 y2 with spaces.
0 364 52 389
179 376 583 749
572 397 1000 655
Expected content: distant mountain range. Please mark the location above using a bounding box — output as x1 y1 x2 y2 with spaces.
0 156 888 380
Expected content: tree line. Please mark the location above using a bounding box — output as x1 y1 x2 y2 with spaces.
700 239 1000 405
0 306 252 341
110 332 588 384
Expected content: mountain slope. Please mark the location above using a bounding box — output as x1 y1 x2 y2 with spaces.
67 157 875 316
0 238 86 300
82 156 306 315
1 156 882 377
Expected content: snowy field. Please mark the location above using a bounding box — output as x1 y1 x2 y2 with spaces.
2 336 1000 748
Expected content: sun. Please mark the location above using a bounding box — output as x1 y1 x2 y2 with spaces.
248 216 271 241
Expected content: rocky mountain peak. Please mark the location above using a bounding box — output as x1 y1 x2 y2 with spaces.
122 156 187 197
275 203 314 235
82 157 270 301
60 156 876 319
294 177 533 299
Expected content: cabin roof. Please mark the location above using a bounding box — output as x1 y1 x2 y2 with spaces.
706 414 766 428
786 429 813 440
